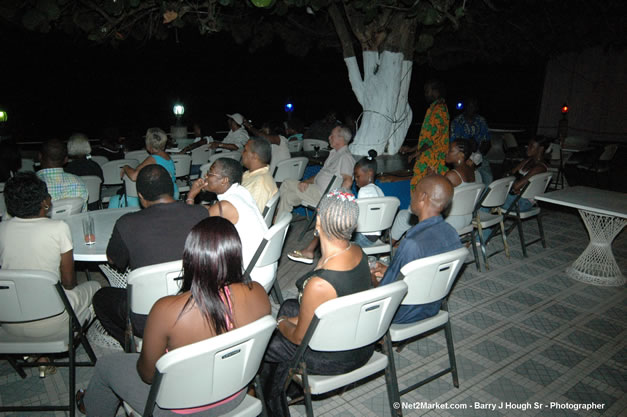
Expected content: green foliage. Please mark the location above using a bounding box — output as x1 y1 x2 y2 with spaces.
416 33 434 52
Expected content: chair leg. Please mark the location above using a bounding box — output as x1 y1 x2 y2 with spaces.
444 321 459 388
271 280 285 305
254 374 269 417
499 220 510 258
476 223 489 270
299 213 316 241
470 230 482 271
537 215 547 248
69 319 76 417
383 335 402 417
301 366 314 417
515 213 527 257
7 356 27 379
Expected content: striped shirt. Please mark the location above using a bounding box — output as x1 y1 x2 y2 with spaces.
37 168 88 212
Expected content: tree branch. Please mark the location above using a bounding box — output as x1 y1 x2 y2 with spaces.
328 2 356 58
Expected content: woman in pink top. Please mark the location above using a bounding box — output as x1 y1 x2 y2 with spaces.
78 217 271 416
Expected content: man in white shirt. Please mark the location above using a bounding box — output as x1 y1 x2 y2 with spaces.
241 137 278 213
276 125 355 218
210 113 249 151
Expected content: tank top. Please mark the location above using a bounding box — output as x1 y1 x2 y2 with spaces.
152 154 179 199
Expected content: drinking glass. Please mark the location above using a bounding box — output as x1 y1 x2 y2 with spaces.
82 216 96 245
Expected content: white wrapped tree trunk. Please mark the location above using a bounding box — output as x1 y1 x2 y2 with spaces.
347 51 414 156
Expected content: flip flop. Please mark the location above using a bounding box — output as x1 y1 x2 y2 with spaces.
76 389 86 415
287 250 314 264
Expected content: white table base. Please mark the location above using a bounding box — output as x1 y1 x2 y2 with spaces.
566 210 626 286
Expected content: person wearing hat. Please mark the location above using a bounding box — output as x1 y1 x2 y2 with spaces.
210 113 249 151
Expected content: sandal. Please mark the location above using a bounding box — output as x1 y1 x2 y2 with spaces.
76 389 86 415
287 250 314 264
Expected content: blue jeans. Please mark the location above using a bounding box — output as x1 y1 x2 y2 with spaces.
353 232 377 248
477 160 493 186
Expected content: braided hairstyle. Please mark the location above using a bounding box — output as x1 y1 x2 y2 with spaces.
317 189 359 241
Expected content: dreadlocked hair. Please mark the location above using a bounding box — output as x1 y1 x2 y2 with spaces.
317 188 359 241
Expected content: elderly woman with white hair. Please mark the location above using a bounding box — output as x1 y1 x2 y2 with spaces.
64 133 104 181
261 189 372 417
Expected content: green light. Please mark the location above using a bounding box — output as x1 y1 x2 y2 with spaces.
0 111 7 122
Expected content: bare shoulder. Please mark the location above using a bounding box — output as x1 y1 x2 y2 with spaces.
231 282 271 312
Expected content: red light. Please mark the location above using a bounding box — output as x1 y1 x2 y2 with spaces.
561 105 569 114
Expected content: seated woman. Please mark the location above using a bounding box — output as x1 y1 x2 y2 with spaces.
65 133 104 181
243 120 290 174
262 190 372 416
0 173 101 375
78 217 271 416
118 127 179 205
288 151 383 264
442 139 478 232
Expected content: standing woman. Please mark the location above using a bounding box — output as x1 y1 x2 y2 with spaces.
262 190 372 416
79 217 271 416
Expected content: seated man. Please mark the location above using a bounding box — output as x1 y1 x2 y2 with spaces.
372 175 462 323
37 138 88 212
93 165 208 347
241 137 278 213
210 113 249 151
186 158 272 287
276 125 355 218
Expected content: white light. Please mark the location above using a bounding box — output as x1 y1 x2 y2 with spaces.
173 104 185 116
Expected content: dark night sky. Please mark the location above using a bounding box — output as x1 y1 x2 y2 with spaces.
2 24 545 141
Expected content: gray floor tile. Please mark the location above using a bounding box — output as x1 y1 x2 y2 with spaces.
563 382 618 410
563 330 607 352
583 318 624 338
483 376 534 402
476 279 510 295
587 364 626 391
459 311 499 330
541 344 586 367
508 291 543 307
497 326 540 347
542 303 581 321
522 313 564 334
485 300 522 317
514 359 562 386
470 340 514 362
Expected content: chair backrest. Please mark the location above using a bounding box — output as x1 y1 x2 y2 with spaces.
19 158 36 172
50 197 84 219
199 162 213 178
0 183 6 218
549 142 561 161
354 196 400 234
123 175 138 198
447 183 484 217
90 155 109 167
273 156 309 182
485 134 505 163
520 172 552 199
81 175 102 204
288 140 303 153
399 247 468 305
503 133 518 150
474 169 482 184
128 260 184 315
307 281 407 352
0 269 65 322
480 176 515 208
563 136 589 148
251 212 292 270
302 139 329 152
599 144 618 161
125 150 150 162
200 153 242 178
150 315 275 411
190 144 212 166
171 154 192 178
262 191 280 228
102 159 139 185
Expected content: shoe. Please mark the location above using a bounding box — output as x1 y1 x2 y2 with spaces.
76 389 86 415
39 364 57 378
287 250 314 264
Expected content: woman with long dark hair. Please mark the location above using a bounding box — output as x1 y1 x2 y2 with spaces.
78 217 271 416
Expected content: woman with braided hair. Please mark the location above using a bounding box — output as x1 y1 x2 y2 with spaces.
261 190 372 417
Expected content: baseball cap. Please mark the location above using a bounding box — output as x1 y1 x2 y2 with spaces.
226 113 245 125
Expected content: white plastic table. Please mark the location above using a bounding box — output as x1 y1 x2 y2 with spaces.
64 207 140 262
536 186 626 286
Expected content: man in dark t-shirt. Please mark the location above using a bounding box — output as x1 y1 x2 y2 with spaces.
93 165 208 347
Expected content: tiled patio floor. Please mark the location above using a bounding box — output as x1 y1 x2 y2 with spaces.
1 205 625 416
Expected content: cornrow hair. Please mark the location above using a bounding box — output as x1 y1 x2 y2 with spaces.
317 189 359 241
356 149 378 173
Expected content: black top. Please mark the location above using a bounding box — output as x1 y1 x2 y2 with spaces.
65 159 104 181
295 249 374 363
91 145 125 161
106 201 208 271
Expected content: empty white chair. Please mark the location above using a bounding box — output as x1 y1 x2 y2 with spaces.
302 139 329 152
284 281 408 417
299 175 343 240
125 150 150 163
503 172 552 257
576 144 618 187
472 176 515 270
19 158 36 172
171 153 192 193
50 197 84 219
288 140 303 153
353 196 401 255
126 315 275 417
0 269 97 416
386 247 469 398
190 144 213 166
262 191 280 228
272 156 308 183
244 212 292 304
445 183 484 269
101 159 139 204
90 155 109 167
81 175 102 208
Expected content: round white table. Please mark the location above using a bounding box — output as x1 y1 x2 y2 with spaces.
536 186 626 286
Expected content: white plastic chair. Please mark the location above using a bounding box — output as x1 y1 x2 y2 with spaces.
387 247 469 398
445 183 485 269
126 315 275 417
199 152 243 178
353 196 401 255
171 153 192 193
0 269 97 416
302 139 329 152
19 158 36 172
472 176 515 270
50 197 84 219
576 144 618 186
190 144 213 166
101 158 139 204
502 172 552 257
123 175 138 200
125 150 150 163
484 133 505 164
272 156 308 183
244 212 292 304
80 175 102 208
288 140 303 153
90 155 109 167
126 260 184 352
299 175 343 240
285 281 408 417
0 182 6 219
262 191 280 228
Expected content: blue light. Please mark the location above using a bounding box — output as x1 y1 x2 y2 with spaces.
456 101 464 110
285 102 294 112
